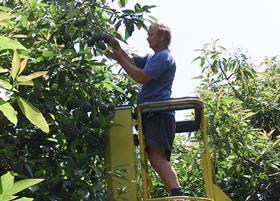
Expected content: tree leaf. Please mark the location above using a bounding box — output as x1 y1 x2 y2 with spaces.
142 5 157 12
17 80 34 86
13 197 33 201
114 20 122 31
11 34 27 39
118 0 127 7
0 11 15 28
0 6 13 12
134 3 141 12
17 71 48 82
241 111 256 121
148 15 158 22
0 12 12 21
17 97 49 133
12 179 44 195
0 79 13 90
42 50 55 57
0 21 7 27
19 58 28 75
0 99 17 125
0 172 14 200
220 96 243 105
225 141 231 157
0 66 9 74
0 36 26 50
11 50 21 80
210 60 218 74
102 79 124 94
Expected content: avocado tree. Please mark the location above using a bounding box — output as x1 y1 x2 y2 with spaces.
179 40 279 201
0 0 155 200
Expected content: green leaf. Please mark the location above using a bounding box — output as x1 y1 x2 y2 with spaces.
192 75 203 80
124 22 134 39
12 179 44 195
20 16 28 27
0 99 18 125
11 50 21 80
210 60 218 74
192 56 201 63
114 20 122 31
0 11 15 27
0 172 14 200
11 34 27 39
148 15 158 22
14 197 33 201
17 71 47 82
118 0 127 7
225 141 231 157
0 36 26 50
0 79 13 90
101 79 125 94
134 3 141 12
42 50 55 57
142 5 157 12
220 96 243 105
17 80 34 86
0 6 12 12
0 66 9 74
17 97 49 133
241 111 256 120
0 11 11 21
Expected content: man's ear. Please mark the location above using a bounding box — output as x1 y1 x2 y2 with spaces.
159 32 166 42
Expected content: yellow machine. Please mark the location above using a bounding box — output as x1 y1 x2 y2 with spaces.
105 97 232 201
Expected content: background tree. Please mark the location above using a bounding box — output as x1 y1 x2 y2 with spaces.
150 40 279 201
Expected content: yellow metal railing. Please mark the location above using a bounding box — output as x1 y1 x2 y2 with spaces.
106 97 232 201
148 196 213 201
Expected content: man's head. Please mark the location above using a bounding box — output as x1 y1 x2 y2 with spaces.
147 22 171 51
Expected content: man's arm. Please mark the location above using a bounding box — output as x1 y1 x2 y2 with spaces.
106 39 152 84
117 55 152 84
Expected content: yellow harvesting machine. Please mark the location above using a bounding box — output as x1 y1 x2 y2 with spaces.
105 97 232 201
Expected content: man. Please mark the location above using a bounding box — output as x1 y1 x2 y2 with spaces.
107 22 184 197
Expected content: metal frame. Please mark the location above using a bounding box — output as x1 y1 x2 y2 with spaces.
106 97 232 201
136 97 231 201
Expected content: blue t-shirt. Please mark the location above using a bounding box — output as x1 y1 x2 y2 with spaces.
133 49 176 105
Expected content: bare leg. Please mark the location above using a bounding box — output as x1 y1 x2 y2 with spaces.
147 147 181 194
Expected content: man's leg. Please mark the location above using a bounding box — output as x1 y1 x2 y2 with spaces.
147 147 181 194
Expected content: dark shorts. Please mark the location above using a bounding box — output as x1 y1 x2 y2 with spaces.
142 112 176 161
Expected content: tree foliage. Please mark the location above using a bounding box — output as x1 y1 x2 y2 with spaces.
0 171 43 201
194 41 279 201
0 0 155 200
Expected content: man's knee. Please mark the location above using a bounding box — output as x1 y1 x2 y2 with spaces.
149 156 161 170
148 149 167 170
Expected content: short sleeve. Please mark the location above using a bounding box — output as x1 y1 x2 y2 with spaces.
133 55 148 69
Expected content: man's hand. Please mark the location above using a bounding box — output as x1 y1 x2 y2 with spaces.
104 35 124 61
108 36 120 49
104 36 152 84
106 46 124 62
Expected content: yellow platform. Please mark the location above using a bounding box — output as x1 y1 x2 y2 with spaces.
106 97 232 201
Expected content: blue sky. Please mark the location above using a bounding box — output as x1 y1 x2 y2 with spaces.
124 0 280 98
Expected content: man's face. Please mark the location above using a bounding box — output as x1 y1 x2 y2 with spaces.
147 27 161 50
